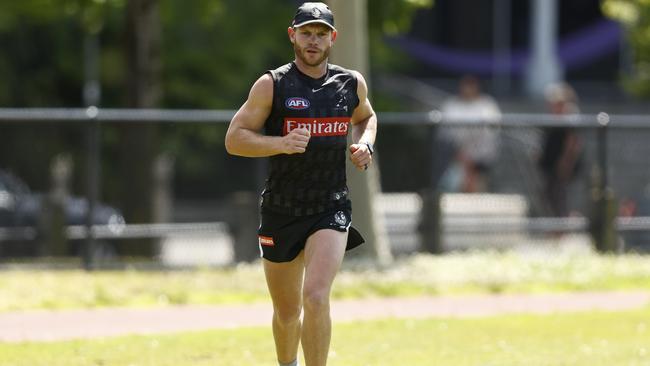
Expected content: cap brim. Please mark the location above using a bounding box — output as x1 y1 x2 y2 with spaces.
292 19 336 31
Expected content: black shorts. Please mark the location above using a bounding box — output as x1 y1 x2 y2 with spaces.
258 206 365 263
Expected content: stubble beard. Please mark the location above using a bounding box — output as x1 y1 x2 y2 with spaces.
294 43 330 67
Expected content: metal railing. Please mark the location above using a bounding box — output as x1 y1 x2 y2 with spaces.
2 107 649 126
0 222 228 241
2 107 650 266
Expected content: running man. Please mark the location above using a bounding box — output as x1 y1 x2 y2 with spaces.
224 2 376 365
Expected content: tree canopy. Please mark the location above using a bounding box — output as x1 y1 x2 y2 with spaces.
603 0 650 98
0 0 431 200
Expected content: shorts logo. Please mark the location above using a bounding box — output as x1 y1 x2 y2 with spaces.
259 235 275 247
284 117 350 137
334 211 347 226
285 97 310 110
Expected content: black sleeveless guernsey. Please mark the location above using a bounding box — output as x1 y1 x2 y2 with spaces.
261 62 359 216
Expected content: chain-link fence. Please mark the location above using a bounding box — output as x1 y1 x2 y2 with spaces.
1 108 649 269
381 111 650 255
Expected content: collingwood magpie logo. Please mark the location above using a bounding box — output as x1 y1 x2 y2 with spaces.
334 211 347 226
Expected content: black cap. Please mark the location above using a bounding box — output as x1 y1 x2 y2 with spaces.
292 2 336 31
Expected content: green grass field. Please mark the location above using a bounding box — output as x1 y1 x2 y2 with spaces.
1 251 649 365
0 307 648 366
1 251 650 312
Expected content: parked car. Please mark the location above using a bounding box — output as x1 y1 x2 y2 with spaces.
0 169 125 257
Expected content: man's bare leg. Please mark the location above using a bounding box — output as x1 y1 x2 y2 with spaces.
301 229 347 366
264 252 305 365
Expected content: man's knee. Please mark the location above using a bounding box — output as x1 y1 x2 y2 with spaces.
274 304 302 325
303 287 330 314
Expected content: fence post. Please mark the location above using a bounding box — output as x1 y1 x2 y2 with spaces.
153 153 174 223
83 106 100 270
589 113 619 252
418 118 443 254
41 155 72 256
229 191 260 262
419 189 443 253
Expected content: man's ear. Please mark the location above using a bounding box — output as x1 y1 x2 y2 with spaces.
288 27 296 43
331 30 337 42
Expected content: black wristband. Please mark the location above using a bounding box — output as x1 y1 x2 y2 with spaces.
363 142 374 155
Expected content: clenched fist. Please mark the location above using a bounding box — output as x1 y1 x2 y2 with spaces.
281 128 311 154
349 143 373 170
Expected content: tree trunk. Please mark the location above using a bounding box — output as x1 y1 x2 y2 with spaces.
328 0 393 265
119 0 162 256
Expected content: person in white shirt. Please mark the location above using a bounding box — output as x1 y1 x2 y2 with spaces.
440 75 501 193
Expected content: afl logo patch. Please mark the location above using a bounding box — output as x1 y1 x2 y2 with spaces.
334 211 347 226
285 97 310 110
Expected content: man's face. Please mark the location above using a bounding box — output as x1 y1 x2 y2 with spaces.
459 79 480 100
289 24 336 67
549 100 569 115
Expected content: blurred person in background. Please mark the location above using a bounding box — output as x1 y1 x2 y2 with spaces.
538 82 583 217
225 3 376 366
439 75 501 193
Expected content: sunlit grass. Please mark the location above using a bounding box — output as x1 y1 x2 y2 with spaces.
1 250 650 312
0 307 649 366
334 249 650 298
0 264 267 312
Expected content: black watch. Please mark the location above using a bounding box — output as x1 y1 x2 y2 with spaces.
363 142 374 156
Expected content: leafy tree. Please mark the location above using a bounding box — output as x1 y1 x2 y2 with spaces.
0 0 432 202
603 0 650 98
0 0 123 190
367 0 434 78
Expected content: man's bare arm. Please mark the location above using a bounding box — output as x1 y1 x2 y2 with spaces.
225 74 310 157
349 71 377 170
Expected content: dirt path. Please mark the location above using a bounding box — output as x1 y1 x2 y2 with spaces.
1 291 649 343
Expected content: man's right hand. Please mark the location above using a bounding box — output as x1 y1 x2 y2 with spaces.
280 128 311 154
